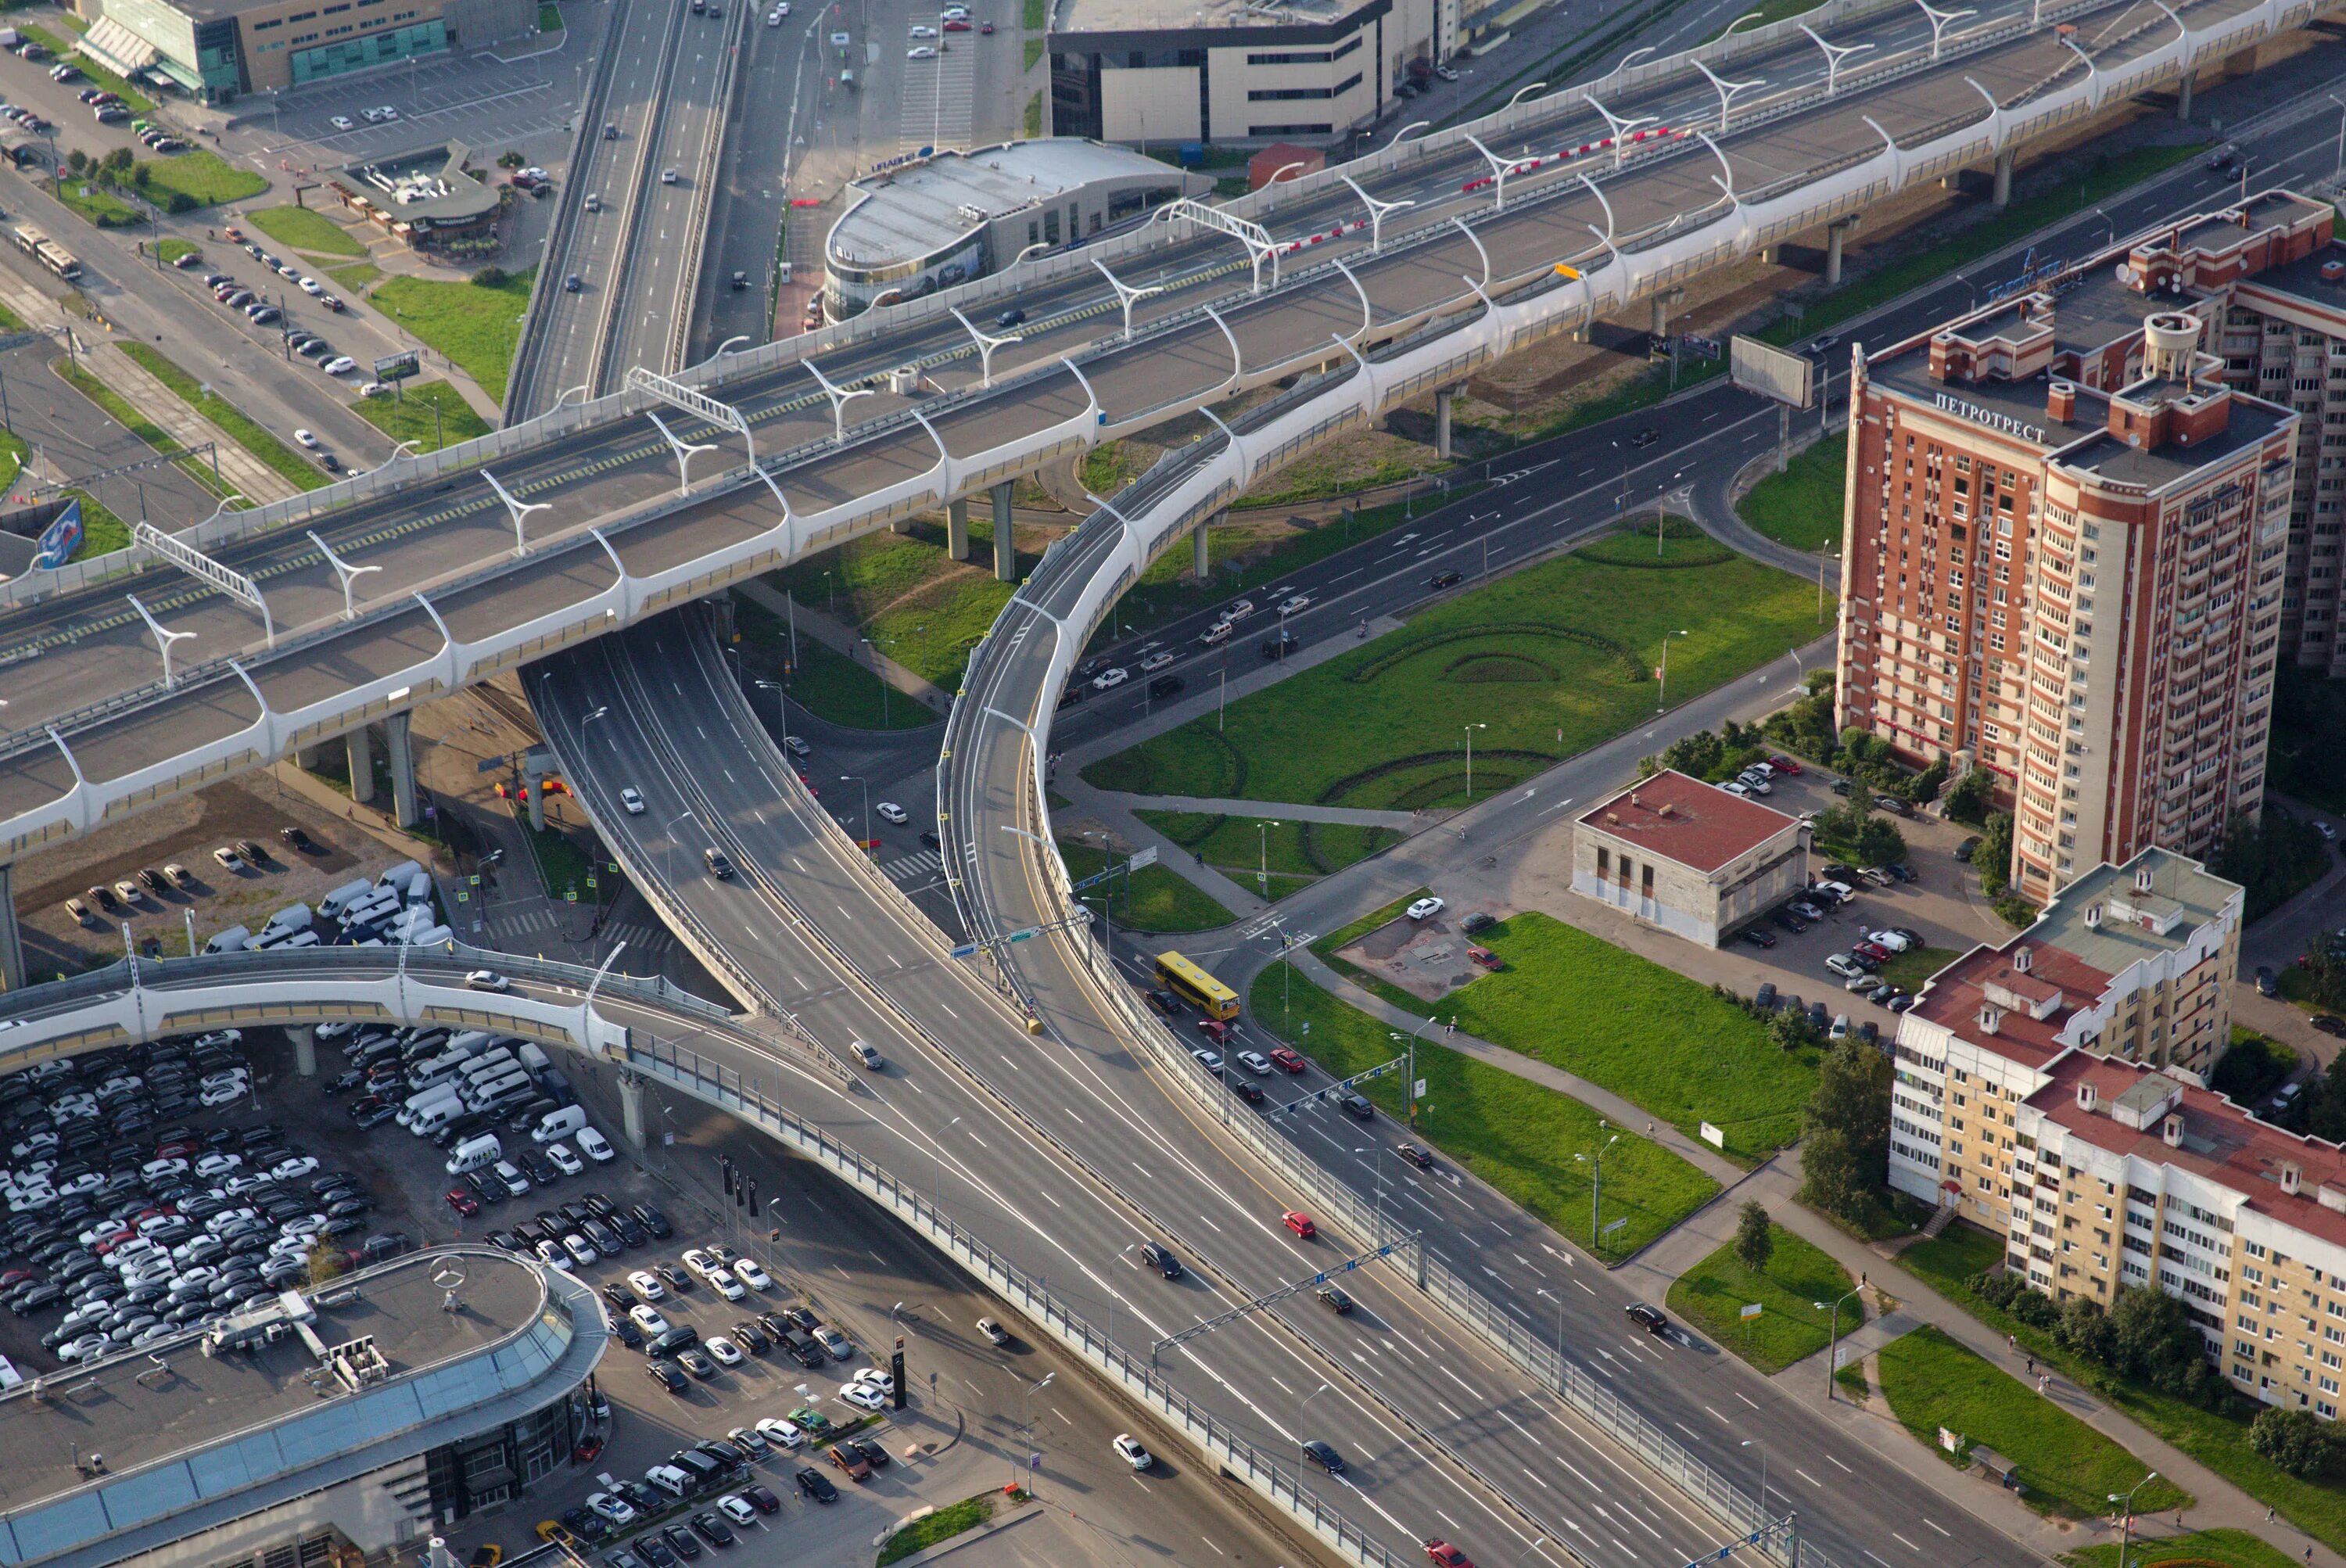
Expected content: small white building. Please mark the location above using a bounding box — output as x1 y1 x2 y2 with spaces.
1570 770 1809 948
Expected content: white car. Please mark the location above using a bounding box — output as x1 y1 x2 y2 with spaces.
629 1302 670 1334
299 277 323 296
1866 929 1913 953
875 801 909 825
909 23 938 34
766 7 782 21
628 1269 665 1301
1406 895 1445 921
1276 594 1310 615
1736 772 1772 795
561 1233 597 1267
755 1416 804 1448
1138 650 1175 673
839 1380 886 1411
660 167 679 185
850 1366 895 1396
270 1156 319 1181
466 969 509 992
194 1152 242 1179
373 105 397 120
321 356 357 375
705 1335 744 1367
706 1265 745 1301
543 1142 584 1177
1237 1050 1274 1075
293 429 319 449
730 1257 773 1290
717 1494 758 1527
199 1082 246 1108
1721 780 1752 796
620 786 646 814
329 114 354 130
907 44 937 56
1113 1433 1153 1469
586 1492 637 1527
1090 666 1128 691
493 1159 531 1195
576 1126 615 1163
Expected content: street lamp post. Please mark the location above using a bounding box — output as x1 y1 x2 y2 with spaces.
1818 1277 1867 1399
1742 1437 1770 1528
841 774 873 859
1535 1284 1565 1362
1390 1014 1436 1127
933 1115 961 1212
1462 721 1487 802
1655 629 1688 712
1573 1125 1619 1249
1254 818 1279 898
2108 1470 2159 1567
1016 1372 1056 1494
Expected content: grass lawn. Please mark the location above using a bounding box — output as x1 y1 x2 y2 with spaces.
1250 963 1719 1260
1876 944 1960 994
1877 1326 2189 1520
1702 0 1820 38
1133 809 1396 888
135 149 267 209
1060 838 1232 932
154 238 197 264
372 268 535 405
328 261 381 289
764 633 934 730
511 806 612 907
878 1494 994 1566
1427 913 1818 1161
246 204 368 257
2060 1530 2303 1568
1903 1220 2346 1550
537 1 563 26
1663 1223 1853 1373
1736 432 1845 554
348 379 490 453
1315 889 1429 957
1084 540 1824 810
51 178 142 229
767 522 1014 692
120 343 325 492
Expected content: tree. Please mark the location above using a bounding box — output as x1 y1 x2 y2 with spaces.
472 264 510 289
1853 816 1908 868
1659 729 1725 779
1942 768 1996 825
2251 1407 2340 1479
2054 1295 2116 1365
1734 1201 1774 1276
65 148 87 174
1906 758 1948 805
1813 799 1871 845
1973 810 2015 896
1800 1037 1892 1218
1767 1010 1814 1053
2107 1285 2218 1403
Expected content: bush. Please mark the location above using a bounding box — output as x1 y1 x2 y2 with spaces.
2252 1407 2341 1479
165 192 196 213
1763 669 1840 762
1943 767 1996 824
471 264 510 288
1974 811 2015 895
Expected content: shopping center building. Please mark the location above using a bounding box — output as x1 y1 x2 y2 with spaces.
72 0 533 101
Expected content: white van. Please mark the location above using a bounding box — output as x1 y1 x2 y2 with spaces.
447 1030 498 1058
405 924 453 948
398 1085 462 1130
412 1100 467 1138
203 925 252 955
245 928 296 952
378 859 422 888
468 1070 529 1108
317 879 375 920
518 1042 553 1075
264 902 313 935
644 1465 694 1499
530 1104 589 1145
405 870 432 903
464 1050 518 1084
444 1133 501 1175
343 888 400 928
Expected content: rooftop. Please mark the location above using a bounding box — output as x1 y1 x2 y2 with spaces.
0 1247 598 1568
2237 233 2346 310
2034 1053 2346 1253
1575 770 1803 875
332 142 497 225
1056 0 1368 41
2056 387 2285 493
827 139 1188 271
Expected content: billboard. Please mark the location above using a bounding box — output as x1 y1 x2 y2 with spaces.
30 497 80 571
1731 335 1814 408
373 349 421 382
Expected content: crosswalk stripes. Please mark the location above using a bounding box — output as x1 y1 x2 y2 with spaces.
879 848 942 883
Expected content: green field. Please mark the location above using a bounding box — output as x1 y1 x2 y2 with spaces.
1418 913 1818 1161
246 204 369 257
1877 1326 2189 1520
1875 943 1960 994
153 238 197 264
1702 0 1821 36
537 1 564 27
1664 1223 1855 1373
120 343 326 492
1060 839 1232 932
1902 1222 2346 1550
1132 809 1397 892
328 261 381 290
51 177 142 228
348 380 491 453
1084 538 1825 811
1249 963 1719 1261
767 523 1015 692
878 1495 993 1566
135 149 267 209
767 635 935 730
372 268 535 404
1736 432 1846 553
2060 1530 2303 1568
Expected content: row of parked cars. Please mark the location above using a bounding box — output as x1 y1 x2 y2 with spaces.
0 1032 411 1365
206 856 451 954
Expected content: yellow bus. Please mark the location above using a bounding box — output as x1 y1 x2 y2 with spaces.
1154 950 1238 1021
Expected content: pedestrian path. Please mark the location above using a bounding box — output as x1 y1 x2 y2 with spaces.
84 341 302 504
1106 791 1420 829
731 577 952 716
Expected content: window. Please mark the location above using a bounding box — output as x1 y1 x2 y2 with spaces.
1248 74 1361 100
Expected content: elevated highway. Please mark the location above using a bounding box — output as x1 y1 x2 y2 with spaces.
0 0 2305 882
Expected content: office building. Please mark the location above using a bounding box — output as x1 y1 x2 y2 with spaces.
1835 193 2325 899
75 0 532 102
0 1246 605 1568
1885 847 2244 1232
1047 0 1456 149
1569 769 1810 948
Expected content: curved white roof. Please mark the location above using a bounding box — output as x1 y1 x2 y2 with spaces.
827 138 1186 271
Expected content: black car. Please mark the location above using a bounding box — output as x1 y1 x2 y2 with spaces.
795 1467 838 1503
1626 1301 1670 1335
1739 928 1777 949
1316 1284 1353 1313
661 1526 701 1562
1773 910 1808 935
582 1191 621 1221
1631 426 1661 447
2316 1014 2346 1038
281 826 318 853
468 1169 511 1204
353 1103 395 1130
646 1360 688 1394
633 1203 675 1240
634 1534 677 1567
1459 911 1496 934
1261 631 1300 661
609 1313 644 1350
1396 1142 1433 1170
1301 1438 1347 1474
691 1512 734 1548
1141 1241 1182 1279
741 1484 781 1515
1226 1075 1264 1106
1148 675 1184 700
1340 1092 1374 1121
323 1070 365 1096
1145 989 1183 1017
732 1319 769 1352
1429 569 1463 588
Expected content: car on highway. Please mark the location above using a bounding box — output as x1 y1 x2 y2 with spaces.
1429 568 1462 587
875 802 908 824
661 168 679 184
619 785 646 814
1221 597 1254 621
1425 1542 1475 1568
1626 1301 1670 1335
1301 1438 1346 1474
1275 594 1310 615
1317 1283 1353 1312
1138 650 1175 673
1282 1210 1315 1239
293 429 320 448
1112 1433 1152 1469
1396 1142 1433 1169
1267 1046 1304 1072
1631 426 1660 447
1140 1241 1182 1278
1090 666 1128 690
1406 895 1444 920
907 44 936 56
1236 1051 1273 1075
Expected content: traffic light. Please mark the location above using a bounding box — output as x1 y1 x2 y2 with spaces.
891 1336 906 1410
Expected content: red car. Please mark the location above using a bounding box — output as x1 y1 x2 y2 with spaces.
1196 1017 1232 1043
1851 940 1892 963
979 16 995 29
1268 1046 1306 1073
446 1186 482 1218
1466 945 1502 971
1282 1210 1316 1239
1767 754 1803 775
942 15 970 26
1426 1544 1473 1568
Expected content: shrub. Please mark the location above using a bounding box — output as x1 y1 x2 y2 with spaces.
471 264 510 288
1943 768 1996 824
1974 811 2015 895
1734 1200 1774 1274
2251 1407 2341 1479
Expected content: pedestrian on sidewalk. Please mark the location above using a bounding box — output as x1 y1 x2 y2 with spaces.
2007 1333 2017 1352
2025 1356 2035 1376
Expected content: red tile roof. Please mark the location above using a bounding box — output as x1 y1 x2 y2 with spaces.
2033 1053 2346 1253
1576 770 1803 875
1909 939 2114 1070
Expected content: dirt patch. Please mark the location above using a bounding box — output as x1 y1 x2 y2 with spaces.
12 778 400 979
1338 915 1483 999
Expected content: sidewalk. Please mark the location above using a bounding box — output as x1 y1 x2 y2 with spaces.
1100 791 1419 829
734 576 952 717
1051 770 1271 917
86 340 302 503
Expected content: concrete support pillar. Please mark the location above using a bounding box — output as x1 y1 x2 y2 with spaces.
348 726 375 806
617 1071 647 1150
1650 295 1670 339
1435 386 1455 461
526 757 546 832
1992 149 2014 208
2176 66 2194 121
289 1024 317 1079
992 480 1015 583
890 518 912 535
1826 221 1849 288
295 743 328 770
0 862 23 993
386 710 418 829
1570 321 1591 343
946 497 971 562
1193 515 1211 579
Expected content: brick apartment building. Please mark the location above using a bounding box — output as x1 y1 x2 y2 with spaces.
1835 192 2330 899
